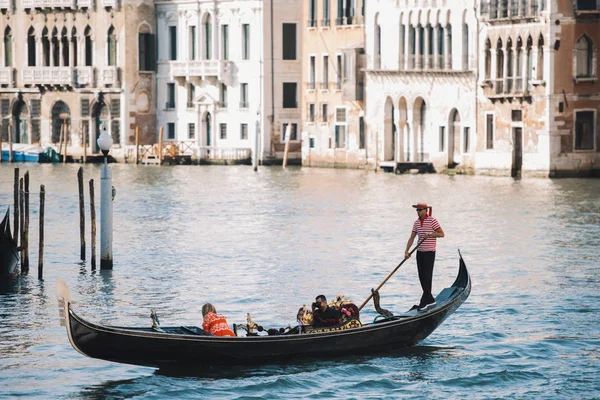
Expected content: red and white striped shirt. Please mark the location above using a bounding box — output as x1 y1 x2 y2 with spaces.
412 216 441 252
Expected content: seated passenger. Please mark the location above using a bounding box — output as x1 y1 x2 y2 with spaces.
202 303 235 337
312 295 343 327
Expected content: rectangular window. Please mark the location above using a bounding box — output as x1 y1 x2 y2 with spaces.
187 84 195 108
169 26 177 60
108 31 117 66
4 35 12 67
322 55 329 88
335 107 347 148
220 84 227 107
205 20 212 60
242 24 250 60
283 83 297 108
240 123 248 140
138 33 156 71
321 103 328 123
189 26 197 60
111 99 120 118
220 123 227 140
511 110 522 122
282 123 298 141
322 0 330 26
167 122 175 139
240 83 248 108
439 126 445 152
85 34 92 66
166 83 175 109
463 127 470 153
222 25 229 60
308 103 315 122
309 0 317 26
188 123 195 139
309 55 316 89
282 23 297 60
575 110 595 150
336 55 342 89
486 114 494 150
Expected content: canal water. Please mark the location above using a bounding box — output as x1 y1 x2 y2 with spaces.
0 164 598 399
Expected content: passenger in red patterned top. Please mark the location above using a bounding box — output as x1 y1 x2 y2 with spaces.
202 303 235 337
404 203 445 311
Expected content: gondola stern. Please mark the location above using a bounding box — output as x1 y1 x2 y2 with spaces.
56 279 90 359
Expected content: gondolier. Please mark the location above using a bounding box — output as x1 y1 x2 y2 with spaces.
405 203 445 310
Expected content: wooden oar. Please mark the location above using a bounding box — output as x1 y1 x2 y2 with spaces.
358 236 427 312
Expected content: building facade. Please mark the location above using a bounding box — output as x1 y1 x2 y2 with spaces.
155 0 302 164
364 0 478 172
0 0 157 156
300 0 367 168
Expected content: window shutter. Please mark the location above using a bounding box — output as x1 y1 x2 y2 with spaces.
111 99 120 118
81 99 90 117
1 99 10 117
111 120 120 145
31 99 41 118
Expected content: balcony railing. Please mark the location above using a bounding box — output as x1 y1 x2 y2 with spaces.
239 101 249 108
319 82 329 90
22 0 76 8
217 101 227 108
77 0 94 7
75 66 94 86
22 67 73 86
0 67 13 87
0 0 11 10
305 81 316 90
101 0 117 8
165 101 175 110
99 66 120 86
321 18 330 27
196 146 251 161
307 19 317 28
171 60 232 81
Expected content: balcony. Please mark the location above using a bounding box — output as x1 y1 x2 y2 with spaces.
171 60 233 84
0 0 11 10
22 67 73 87
101 0 117 8
77 0 94 7
0 67 13 87
99 66 120 87
75 66 94 87
22 0 76 8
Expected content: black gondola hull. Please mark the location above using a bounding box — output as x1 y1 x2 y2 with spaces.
59 254 471 368
0 209 19 276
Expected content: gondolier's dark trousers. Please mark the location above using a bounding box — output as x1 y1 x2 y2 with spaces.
416 251 436 306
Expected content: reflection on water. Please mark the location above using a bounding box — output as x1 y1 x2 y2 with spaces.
1 164 599 398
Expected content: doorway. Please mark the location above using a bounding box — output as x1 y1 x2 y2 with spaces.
511 127 523 178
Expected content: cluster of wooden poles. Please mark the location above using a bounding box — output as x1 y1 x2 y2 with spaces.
12 166 99 279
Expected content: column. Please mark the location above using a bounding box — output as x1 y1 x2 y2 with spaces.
212 11 218 62
424 25 430 69
502 49 508 94
532 47 539 82
36 37 42 67
59 37 64 67
490 49 497 86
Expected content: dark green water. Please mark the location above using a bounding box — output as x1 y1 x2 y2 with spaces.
1 164 599 399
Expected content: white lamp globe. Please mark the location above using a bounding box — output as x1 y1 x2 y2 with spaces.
97 129 113 156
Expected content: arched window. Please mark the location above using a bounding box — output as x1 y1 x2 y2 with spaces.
4 27 12 67
107 26 117 66
374 14 381 68
27 27 36 66
462 23 469 69
484 39 492 79
399 22 405 69
496 38 504 93
42 27 50 67
71 27 78 67
204 14 212 60
61 27 69 66
84 26 93 66
138 24 155 71
537 35 544 80
575 35 593 78
516 37 523 90
506 37 514 92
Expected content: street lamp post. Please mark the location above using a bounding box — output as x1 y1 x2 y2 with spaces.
97 129 114 270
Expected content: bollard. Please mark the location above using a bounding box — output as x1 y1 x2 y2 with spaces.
19 177 25 274
13 168 19 247
23 171 29 271
100 160 113 269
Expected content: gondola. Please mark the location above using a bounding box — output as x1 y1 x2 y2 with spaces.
0 208 19 276
56 251 471 369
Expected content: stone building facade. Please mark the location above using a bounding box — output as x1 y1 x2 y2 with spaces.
476 0 600 177
364 0 478 172
155 0 302 164
300 0 367 168
0 0 157 156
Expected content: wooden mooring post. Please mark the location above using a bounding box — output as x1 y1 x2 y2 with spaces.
82 122 87 164
13 168 18 246
158 126 164 166
135 126 140 165
19 177 25 274
8 121 13 163
78 167 86 260
23 171 30 272
89 179 96 270
38 185 45 279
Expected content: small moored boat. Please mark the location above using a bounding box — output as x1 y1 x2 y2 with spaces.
57 252 471 368
0 208 19 276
